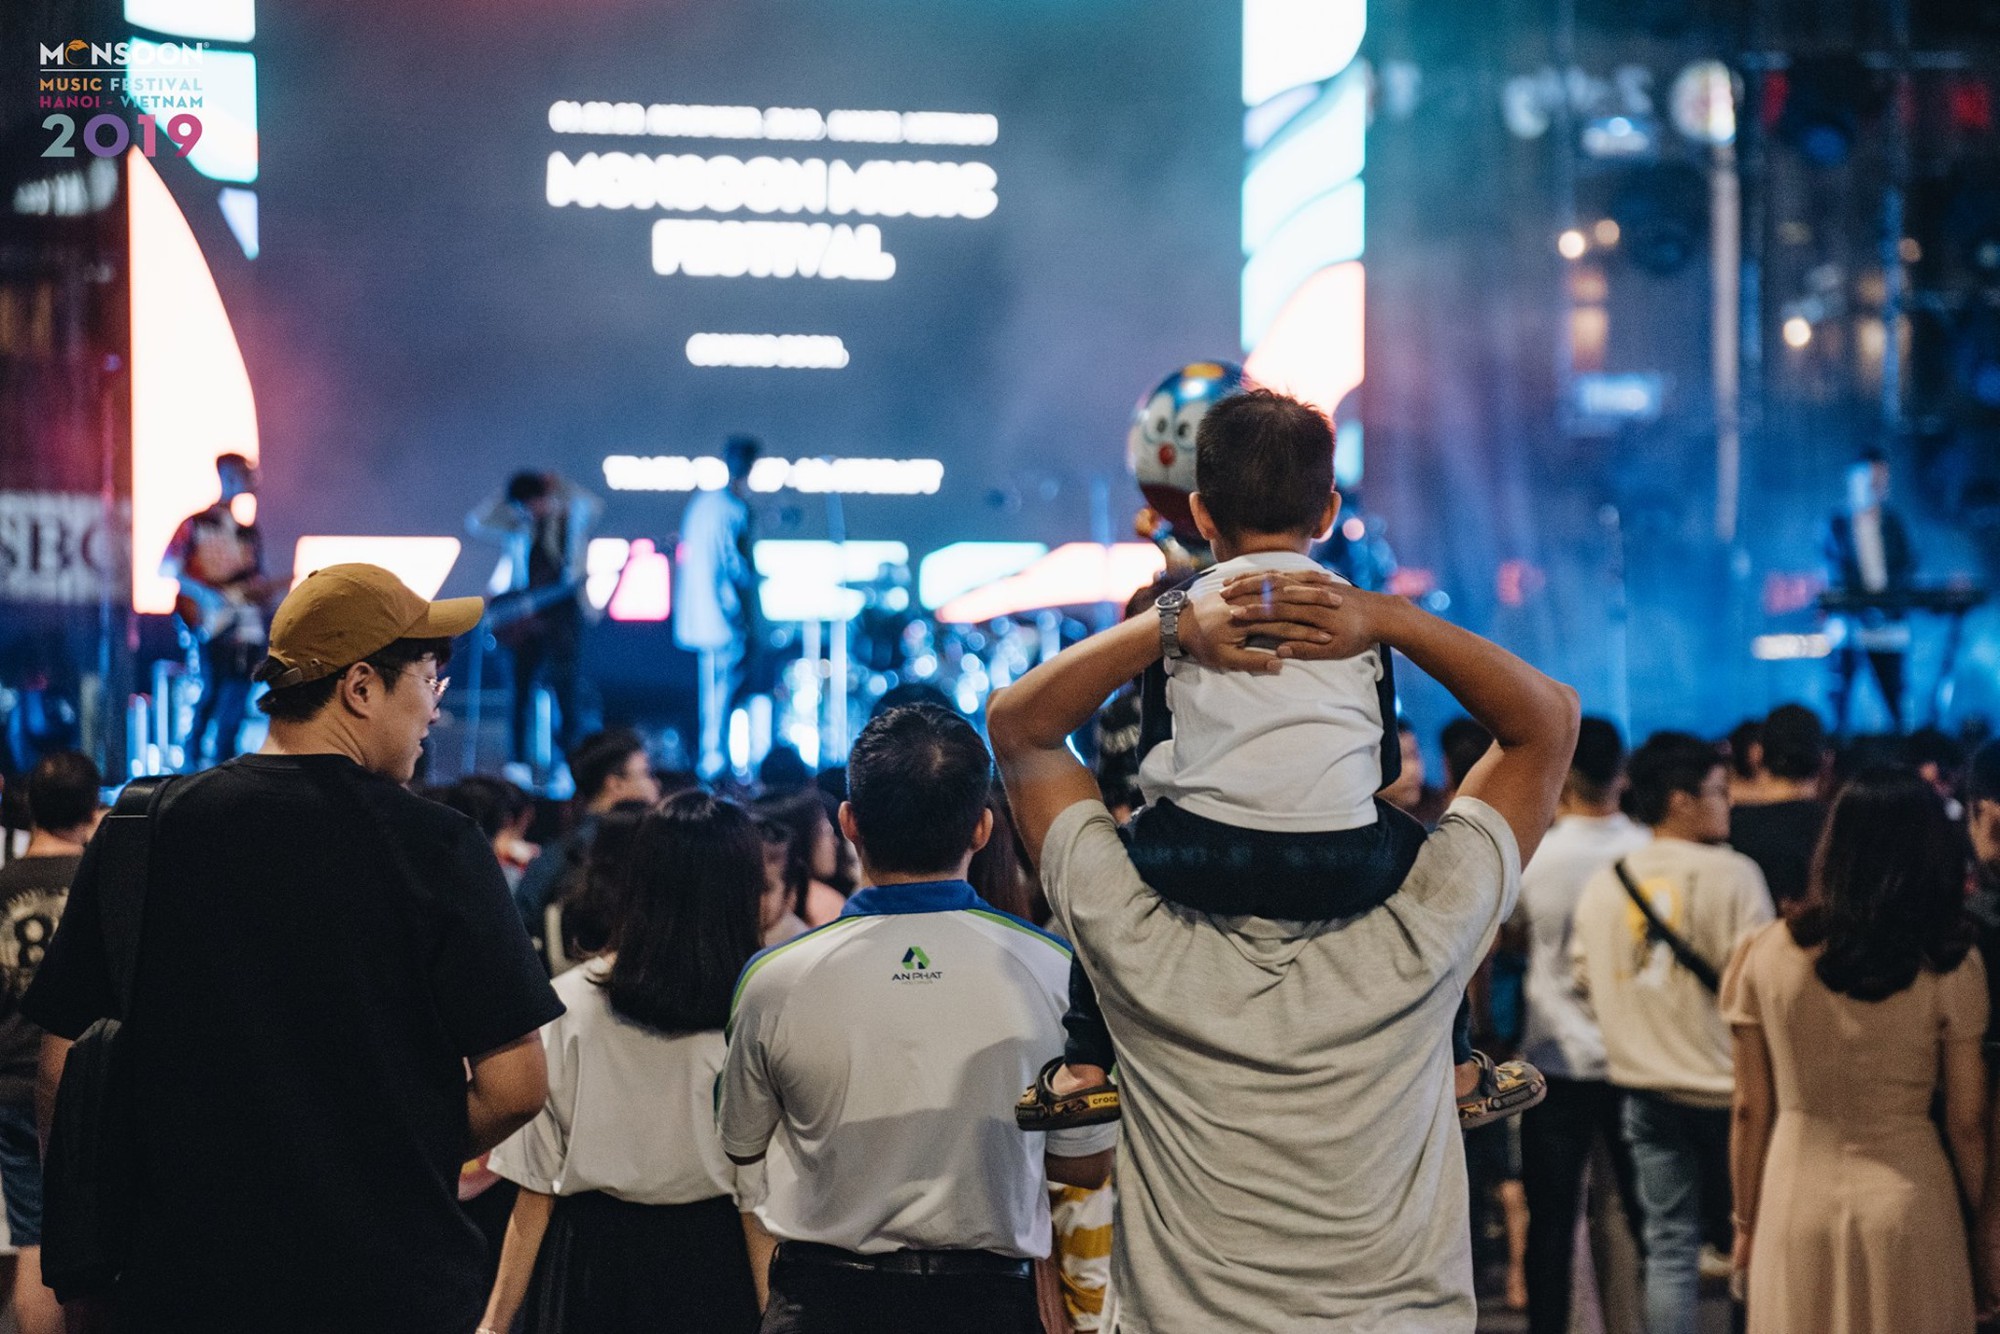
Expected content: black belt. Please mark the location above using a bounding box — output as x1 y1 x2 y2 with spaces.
780 1240 1030 1279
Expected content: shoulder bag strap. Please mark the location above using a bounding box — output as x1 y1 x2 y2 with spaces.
1613 858 1721 994
96 775 175 1019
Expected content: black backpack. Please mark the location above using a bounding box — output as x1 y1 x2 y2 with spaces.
41 774 175 1302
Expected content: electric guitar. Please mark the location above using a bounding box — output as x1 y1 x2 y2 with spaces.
487 578 586 650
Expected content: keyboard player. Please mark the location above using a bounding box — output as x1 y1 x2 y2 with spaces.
1823 447 1915 734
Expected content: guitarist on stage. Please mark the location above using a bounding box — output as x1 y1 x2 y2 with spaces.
161 452 282 769
468 470 603 770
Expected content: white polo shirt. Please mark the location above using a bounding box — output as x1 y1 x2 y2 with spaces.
716 879 1117 1258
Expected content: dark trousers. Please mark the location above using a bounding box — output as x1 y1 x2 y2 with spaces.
188 639 255 768
1829 642 1905 734
1521 1077 1640 1334
508 604 582 765
760 1245 1039 1334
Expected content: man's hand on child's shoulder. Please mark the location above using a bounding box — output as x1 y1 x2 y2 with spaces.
1217 569 1387 663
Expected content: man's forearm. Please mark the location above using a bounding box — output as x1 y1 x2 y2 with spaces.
989 614 1157 759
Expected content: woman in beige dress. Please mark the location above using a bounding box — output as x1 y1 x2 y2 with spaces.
1723 766 1988 1333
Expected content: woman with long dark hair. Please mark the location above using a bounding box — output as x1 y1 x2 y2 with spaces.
751 790 846 926
1724 765 1987 1333
481 791 768 1333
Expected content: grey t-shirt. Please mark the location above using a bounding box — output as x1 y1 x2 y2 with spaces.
1039 795 1521 1333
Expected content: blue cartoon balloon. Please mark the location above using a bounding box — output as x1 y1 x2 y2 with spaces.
1126 360 1247 566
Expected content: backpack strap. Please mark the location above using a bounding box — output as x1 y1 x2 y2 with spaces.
1612 858 1721 994
96 776 175 1019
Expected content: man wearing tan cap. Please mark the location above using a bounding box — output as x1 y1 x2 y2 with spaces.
24 564 564 1333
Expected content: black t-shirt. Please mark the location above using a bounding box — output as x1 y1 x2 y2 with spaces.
1728 799 1828 910
22 755 563 1332
0 853 81 1105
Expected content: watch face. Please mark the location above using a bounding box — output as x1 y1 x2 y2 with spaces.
1157 589 1187 611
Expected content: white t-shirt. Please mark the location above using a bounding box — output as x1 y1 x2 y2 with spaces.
1137 551 1384 832
1515 813 1652 1081
1039 795 1522 1333
1570 837 1774 1107
674 487 749 651
488 960 745 1207
716 881 1117 1258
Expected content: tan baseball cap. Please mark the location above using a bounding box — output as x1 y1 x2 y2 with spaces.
256 563 483 689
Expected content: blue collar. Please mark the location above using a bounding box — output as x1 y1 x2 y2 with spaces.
840 879 986 918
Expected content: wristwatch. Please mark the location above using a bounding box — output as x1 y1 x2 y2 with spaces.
1156 588 1189 661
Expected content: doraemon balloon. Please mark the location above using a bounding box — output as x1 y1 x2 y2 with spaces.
1126 360 1247 568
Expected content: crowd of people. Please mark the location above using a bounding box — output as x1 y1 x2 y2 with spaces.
0 391 1998 1332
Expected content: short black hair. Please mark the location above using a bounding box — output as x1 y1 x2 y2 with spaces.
1570 716 1626 801
1625 731 1725 827
1858 445 1889 466
724 434 762 481
870 681 957 721
215 452 252 477
1970 739 2000 807
568 728 648 803
1441 717 1493 790
256 637 453 722
506 470 552 504
1760 704 1827 781
431 775 531 841
1726 719 1762 779
846 706 992 874
1193 388 1334 540
603 792 763 1033
756 743 813 794
28 750 101 833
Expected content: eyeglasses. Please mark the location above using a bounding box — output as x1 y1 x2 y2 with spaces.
400 669 450 700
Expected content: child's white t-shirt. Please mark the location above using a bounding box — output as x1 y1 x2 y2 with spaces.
1136 551 1385 832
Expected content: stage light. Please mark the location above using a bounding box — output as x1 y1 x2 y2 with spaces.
128 150 259 613
1242 0 1365 108
1242 66 1365 254
752 541 909 623
1751 633 1832 661
1241 180 1363 349
918 543 1048 610
584 538 631 610
217 187 257 259
1593 219 1621 247
124 0 254 41
1670 60 1737 145
290 537 461 599
1243 261 1364 420
1783 316 1813 348
1558 229 1588 259
130 40 257 182
606 539 671 622
935 543 1165 624
1341 517 1365 541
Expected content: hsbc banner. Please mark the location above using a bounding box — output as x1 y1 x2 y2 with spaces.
0 492 117 605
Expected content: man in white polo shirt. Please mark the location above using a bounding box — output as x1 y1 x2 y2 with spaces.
717 705 1116 1334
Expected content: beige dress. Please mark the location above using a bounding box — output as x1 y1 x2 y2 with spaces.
1720 921 1987 1334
